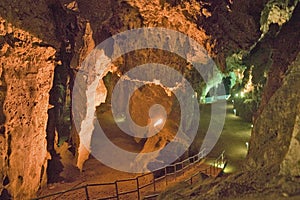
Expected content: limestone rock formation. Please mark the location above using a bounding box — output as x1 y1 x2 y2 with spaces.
246 53 300 175
280 106 300 176
0 16 56 199
159 2 300 199
158 53 300 200
0 0 299 199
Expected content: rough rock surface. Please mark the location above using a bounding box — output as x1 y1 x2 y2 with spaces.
281 106 300 176
246 53 300 174
68 0 269 173
0 16 56 199
245 3 300 174
159 52 300 200
159 2 300 199
0 0 298 199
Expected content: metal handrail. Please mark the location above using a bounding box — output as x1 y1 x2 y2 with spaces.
33 148 226 200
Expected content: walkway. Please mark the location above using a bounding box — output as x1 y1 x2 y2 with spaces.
35 150 225 200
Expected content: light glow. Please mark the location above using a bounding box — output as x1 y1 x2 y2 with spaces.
217 163 226 169
154 118 163 127
240 92 245 97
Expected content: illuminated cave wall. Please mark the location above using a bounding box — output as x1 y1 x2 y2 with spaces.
228 0 299 123
0 16 56 199
245 3 300 173
0 0 299 199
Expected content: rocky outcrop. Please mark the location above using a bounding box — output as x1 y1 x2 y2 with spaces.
0 0 58 48
280 105 300 176
245 50 300 173
0 16 56 199
257 2 300 117
245 2 300 173
196 0 269 69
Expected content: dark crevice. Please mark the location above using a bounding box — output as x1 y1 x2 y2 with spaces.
45 1 79 184
32 42 56 48
7 133 11 167
0 66 7 135
3 176 9 186
17 176 23 186
0 189 11 200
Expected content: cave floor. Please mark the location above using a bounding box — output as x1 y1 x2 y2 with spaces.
204 103 252 173
37 102 252 199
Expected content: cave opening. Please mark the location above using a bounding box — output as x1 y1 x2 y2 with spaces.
41 29 257 199
44 44 214 184
45 38 75 184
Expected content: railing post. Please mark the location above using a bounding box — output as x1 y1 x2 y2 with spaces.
115 181 119 200
221 151 224 164
213 162 215 175
165 167 168 186
84 185 89 200
174 165 176 181
36 149 225 200
136 178 140 200
153 176 156 192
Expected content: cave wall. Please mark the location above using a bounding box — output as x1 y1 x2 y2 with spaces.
0 0 292 198
245 3 300 174
168 52 300 200
245 52 300 175
0 0 60 198
0 16 56 199
281 102 300 176
68 0 270 172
